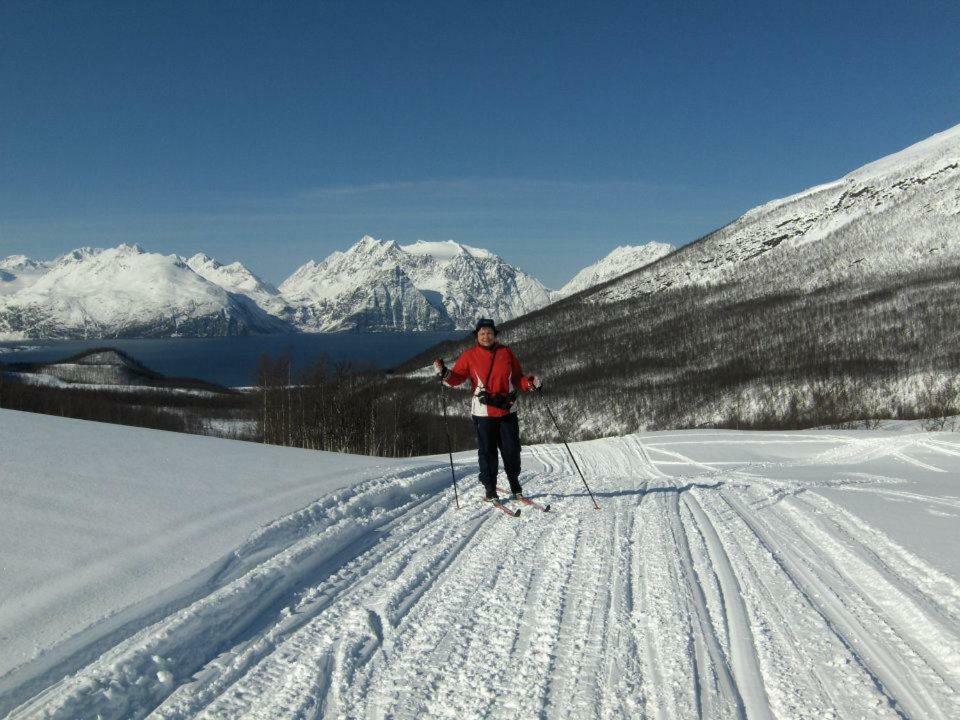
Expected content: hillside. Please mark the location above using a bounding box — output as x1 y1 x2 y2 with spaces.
3 347 229 390
0 348 253 439
589 123 960 304
2 410 959 718
398 124 960 439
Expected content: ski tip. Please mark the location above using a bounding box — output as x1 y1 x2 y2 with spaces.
544 504 552 512
514 508 521 517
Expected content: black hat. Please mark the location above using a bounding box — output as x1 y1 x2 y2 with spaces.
473 317 498 335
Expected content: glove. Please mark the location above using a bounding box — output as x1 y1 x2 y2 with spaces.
433 358 449 379
526 374 542 390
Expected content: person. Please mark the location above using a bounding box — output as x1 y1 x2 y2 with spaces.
434 318 541 502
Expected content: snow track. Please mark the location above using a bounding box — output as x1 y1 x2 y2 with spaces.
5 430 960 719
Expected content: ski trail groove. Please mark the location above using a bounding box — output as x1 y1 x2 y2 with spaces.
683 492 773 720
719 490 948 720
666 487 745 719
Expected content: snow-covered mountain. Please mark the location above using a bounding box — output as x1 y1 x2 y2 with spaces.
590 123 960 304
279 236 554 332
555 242 673 298
0 255 52 296
0 245 290 340
184 252 290 318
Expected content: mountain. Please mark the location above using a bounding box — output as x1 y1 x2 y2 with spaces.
555 242 674 298
184 252 290 318
590 124 960 304
279 236 554 332
0 245 291 340
0 255 52 296
399 123 960 437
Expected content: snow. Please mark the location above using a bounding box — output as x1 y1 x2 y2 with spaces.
0 410 408 683
400 239 494 261
3 411 960 718
851 122 960 179
555 242 673 298
183 253 289 318
0 255 51 297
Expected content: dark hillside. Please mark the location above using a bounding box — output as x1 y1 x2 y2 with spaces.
393 263 960 443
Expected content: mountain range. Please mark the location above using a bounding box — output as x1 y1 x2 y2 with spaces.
5 123 957 343
0 245 289 340
0 237 669 339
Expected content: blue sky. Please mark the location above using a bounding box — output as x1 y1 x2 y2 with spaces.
2 1 959 288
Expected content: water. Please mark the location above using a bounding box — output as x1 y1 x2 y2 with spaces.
0 332 463 387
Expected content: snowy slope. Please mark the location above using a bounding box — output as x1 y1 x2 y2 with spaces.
184 252 291 318
555 242 674 298
3 411 960 719
280 236 554 332
0 409 411 686
0 245 290 339
592 123 960 303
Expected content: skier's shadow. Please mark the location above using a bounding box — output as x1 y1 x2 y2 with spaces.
531 480 723 502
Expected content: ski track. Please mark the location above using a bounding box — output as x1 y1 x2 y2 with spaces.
5 433 960 719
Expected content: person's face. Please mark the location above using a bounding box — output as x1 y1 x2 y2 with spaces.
477 327 496 347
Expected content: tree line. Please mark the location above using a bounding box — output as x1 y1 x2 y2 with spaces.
254 352 473 455
0 352 475 457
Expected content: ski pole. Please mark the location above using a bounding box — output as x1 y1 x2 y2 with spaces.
438 374 461 510
537 387 600 510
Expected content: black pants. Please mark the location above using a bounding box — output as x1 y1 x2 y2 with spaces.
473 413 522 497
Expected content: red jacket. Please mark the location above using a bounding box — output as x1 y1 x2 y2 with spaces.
444 343 535 417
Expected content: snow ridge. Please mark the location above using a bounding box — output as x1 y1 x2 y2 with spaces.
555 242 673 298
591 122 960 303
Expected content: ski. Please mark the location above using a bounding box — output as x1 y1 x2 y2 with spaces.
481 495 521 517
497 486 551 512
490 499 521 517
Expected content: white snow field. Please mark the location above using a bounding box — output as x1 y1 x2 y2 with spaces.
2 411 959 719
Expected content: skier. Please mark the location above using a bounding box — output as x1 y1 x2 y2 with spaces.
434 318 541 503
